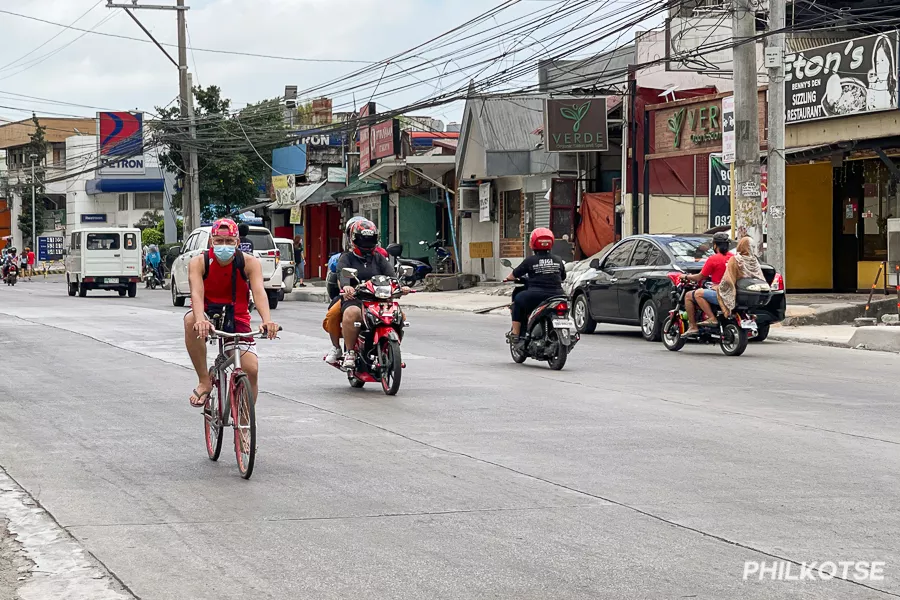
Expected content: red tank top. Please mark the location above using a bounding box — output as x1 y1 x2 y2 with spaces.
203 249 251 330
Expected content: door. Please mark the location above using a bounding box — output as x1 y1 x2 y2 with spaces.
122 232 141 278
83 231 123 277
617 240 661 321
587 239 635 319
834 163 862 292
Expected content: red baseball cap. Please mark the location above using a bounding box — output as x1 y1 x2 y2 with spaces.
211 218 239 237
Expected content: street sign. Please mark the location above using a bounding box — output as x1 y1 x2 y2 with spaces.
721 96 735 164
38 236 63 261
479 182 491 223
469 241 493 259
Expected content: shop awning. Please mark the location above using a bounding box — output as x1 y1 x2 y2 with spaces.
330 176 385 200
86 178 165 195
359 155 455 185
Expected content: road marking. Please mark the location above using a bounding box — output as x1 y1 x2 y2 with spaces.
0 471 135 600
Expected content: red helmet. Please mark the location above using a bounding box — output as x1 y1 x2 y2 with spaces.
349 219 378 256
529 227 554 251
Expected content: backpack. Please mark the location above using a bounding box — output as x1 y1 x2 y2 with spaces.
328 252 342 273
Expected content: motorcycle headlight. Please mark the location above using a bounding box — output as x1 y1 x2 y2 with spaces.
375 285 392 299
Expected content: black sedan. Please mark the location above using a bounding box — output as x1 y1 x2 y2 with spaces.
567 234 786 342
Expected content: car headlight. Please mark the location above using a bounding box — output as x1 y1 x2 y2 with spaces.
375 285 392 299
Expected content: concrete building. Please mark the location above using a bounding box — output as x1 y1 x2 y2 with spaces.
0 117 96 250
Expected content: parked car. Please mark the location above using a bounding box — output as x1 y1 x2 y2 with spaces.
65 227 142 298
274 237 296 298
567 234 786 342
170 225 284 309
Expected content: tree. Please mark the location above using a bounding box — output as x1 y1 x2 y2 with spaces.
141 228 164 247
15 115 48 247
152 86 288 221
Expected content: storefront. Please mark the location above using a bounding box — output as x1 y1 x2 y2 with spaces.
783 31 900 291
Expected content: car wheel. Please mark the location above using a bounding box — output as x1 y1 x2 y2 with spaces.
172 278 185 307
640 299 662 341
267 290 279 310
572 293 596 334
751 322 770 342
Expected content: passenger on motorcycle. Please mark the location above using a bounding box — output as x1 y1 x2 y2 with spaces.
146 244 163 281
683 231 730 335
718 236 765 317
504 228 566 348
2 247 17 279
335 220 401 370
323 217 392 365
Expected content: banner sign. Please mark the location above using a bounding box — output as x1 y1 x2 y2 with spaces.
289 204 303 225
358 102 375 173
784 31 899 124
721 96 735 164
81 214 107 223
38 236 63 261
708 154 731 229
544 97 609 152
372 119 400 160
479 182 491 223
98 111 144 175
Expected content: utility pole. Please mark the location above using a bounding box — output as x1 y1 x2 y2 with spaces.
107 0 195 236
30 154 37 255
765 0 787 279
732 0 763 256
187 73 201 228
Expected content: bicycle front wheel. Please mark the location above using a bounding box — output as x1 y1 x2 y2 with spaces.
232 374 256 479
204 367 224 461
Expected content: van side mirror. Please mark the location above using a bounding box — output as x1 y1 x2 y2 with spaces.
589 258 601 270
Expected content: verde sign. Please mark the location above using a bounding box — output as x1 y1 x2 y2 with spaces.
544 97 609 152
667 103 722 149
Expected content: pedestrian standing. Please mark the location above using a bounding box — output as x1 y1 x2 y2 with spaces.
293 236 305 287
27 247 35 281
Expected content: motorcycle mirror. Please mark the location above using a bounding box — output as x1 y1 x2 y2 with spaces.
500 259 512 268
341 267 359 280
418 240 426 245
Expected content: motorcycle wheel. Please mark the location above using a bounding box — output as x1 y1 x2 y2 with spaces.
547 333 568 371
379 339 402 396
720 323 749 357
661 316 686 352
509 337 527 364
149 279 157 290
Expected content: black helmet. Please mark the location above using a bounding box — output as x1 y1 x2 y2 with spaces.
712 232 730 253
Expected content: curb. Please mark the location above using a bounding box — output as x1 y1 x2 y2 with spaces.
767 333 851 349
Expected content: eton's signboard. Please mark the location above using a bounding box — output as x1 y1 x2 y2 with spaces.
98 111 145 175
785 32 899 124
544 97 609 152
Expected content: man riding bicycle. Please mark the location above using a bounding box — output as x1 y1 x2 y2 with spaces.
184 218 278 408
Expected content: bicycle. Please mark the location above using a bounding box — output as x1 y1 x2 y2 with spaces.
203 317 281 479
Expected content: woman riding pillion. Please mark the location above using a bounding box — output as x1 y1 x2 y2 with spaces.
504 228 566 348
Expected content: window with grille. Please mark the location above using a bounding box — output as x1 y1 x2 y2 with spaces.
118 194 129 211
502 190 522 239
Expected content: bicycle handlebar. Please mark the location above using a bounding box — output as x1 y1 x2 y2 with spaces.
208 326 283 340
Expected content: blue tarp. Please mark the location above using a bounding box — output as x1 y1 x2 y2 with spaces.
272 144 307 177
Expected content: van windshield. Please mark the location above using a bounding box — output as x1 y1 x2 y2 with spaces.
86 233 120 250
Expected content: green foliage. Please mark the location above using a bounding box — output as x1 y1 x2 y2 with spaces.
15 115 48 246
152 85 288 219
134 210 162 230
142 228 164 247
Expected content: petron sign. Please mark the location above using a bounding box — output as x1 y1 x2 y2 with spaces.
98 111 144 176
544 97 609 152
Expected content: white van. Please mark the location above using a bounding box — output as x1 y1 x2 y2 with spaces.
65 227 142 297
170 225 284 308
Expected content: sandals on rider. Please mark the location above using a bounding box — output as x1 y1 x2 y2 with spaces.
189 388 211 408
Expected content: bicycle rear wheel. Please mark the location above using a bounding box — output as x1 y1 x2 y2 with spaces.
204 367 224 461
232 374 256 479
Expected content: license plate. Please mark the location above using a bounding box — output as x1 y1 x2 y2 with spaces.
552 318 575 329
741 320 758 331
104 278 119 284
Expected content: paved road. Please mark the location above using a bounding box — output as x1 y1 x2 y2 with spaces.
1 279 899 599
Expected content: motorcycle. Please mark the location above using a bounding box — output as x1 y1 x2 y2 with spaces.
661 273 772 357
4 263 17 286
386 243 431 286
143 264 164 289
501 259 579 370
418 235 455 274
327 266 414 395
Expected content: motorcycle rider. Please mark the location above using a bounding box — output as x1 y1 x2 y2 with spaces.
336 219 401 370
323 218 392 365
504 228 566 348
2 247 17 280
146 244 163 282
683 231 730 336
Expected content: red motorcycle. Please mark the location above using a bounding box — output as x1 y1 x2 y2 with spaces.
3 262 17 286
328 270 412 395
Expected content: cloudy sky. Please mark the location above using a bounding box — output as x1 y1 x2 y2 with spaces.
0 0 663 126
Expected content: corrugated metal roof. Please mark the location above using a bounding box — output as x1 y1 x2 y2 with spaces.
473 97 544 152
786 33 859 53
